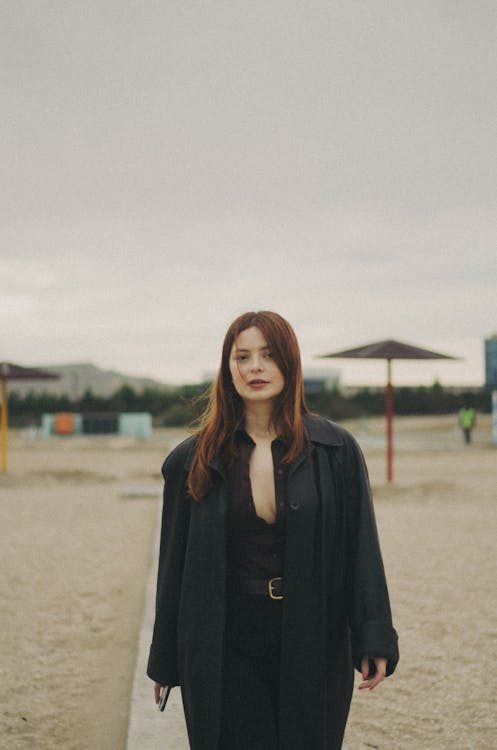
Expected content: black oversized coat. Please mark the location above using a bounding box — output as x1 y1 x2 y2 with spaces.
147 414 399 750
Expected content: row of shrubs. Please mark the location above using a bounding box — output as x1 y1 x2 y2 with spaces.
7 382 490 428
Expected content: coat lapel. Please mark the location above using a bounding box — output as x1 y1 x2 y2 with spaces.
287 414 344 481
208 455 227 480
303 413 344 447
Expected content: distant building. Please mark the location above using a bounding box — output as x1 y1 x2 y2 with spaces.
9 363 166 399
485 335 497 390
302 368 340 394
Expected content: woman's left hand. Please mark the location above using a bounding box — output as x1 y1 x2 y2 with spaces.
358 656 387 691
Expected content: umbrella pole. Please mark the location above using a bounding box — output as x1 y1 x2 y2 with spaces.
386 359 393 482
1 377 7 473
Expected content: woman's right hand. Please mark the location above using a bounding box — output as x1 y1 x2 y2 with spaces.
154 682 168 704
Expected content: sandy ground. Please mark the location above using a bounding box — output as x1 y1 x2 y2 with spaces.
345 415 497 750
0 429 184 750
1 415 496 749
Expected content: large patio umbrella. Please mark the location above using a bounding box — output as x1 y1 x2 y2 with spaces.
317 339 458 482
1 363 60 473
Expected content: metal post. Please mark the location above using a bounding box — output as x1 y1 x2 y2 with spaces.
1 377 7 473
385 359 393 482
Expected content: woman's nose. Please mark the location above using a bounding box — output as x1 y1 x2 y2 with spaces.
250 357 263 371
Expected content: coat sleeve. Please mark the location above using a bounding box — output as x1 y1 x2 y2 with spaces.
344 435 399 676
147 445 191 686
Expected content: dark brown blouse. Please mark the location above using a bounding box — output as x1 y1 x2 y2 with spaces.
227 429 288 580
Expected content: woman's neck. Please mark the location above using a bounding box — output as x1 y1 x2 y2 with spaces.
243 401 276 440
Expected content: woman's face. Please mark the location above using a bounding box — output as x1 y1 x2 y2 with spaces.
229 326 285 405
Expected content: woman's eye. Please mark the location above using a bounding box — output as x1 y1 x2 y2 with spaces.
236 355 248 361
264 352 273 359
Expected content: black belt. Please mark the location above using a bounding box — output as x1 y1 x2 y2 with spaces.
228 576 284 600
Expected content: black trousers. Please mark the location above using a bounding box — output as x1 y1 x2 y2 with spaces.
217 592 283 750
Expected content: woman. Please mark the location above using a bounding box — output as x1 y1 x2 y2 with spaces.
147 311 399 750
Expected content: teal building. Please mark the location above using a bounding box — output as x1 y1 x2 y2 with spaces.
485 335 497 390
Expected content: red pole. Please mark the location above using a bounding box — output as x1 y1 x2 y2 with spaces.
385 359 393 482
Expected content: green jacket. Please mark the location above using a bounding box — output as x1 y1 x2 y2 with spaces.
459 407 476 429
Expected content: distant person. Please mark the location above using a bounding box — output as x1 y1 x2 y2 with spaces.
459 406 476 444
147 311 399 750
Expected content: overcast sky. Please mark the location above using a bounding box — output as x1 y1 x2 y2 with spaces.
2 1 496 386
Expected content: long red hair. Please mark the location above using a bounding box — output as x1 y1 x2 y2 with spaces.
187 311 309 500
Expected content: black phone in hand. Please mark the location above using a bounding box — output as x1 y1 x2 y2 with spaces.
158 685 172 712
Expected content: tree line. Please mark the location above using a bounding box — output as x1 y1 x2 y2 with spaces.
7 381 490 428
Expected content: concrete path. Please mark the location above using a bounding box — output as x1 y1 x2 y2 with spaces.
126 500 349 750
126 499 190 750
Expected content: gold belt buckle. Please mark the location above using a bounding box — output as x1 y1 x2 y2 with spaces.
268 577 283 600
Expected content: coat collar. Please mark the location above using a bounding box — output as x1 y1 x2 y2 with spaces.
286 414 343 480
182 439 228 478
302 413 344 447
183 414 344 477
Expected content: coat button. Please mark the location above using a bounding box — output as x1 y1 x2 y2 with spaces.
289 500 300 510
